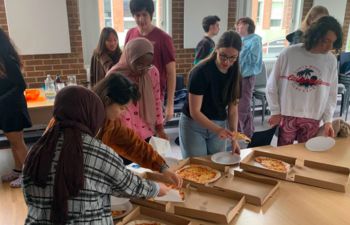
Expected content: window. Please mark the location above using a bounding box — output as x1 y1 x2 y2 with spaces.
347 25 350 52
100 0 171 46
238 0 302 58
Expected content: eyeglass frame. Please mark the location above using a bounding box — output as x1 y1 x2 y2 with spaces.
218 54 238 63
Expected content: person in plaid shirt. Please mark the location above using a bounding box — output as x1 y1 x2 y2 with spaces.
22 86 169 224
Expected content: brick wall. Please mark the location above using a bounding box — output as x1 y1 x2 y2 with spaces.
172 0 236 82
0 0 86 88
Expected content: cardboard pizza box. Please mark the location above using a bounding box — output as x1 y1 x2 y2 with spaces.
115 206 194 225
130 172 180 212
240 150 297 180
171 184 245 224
212 170 280 206
293 160 350 192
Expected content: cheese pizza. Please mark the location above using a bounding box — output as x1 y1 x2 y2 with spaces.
175 164 221 184
165 184 185 200
232 131 251 143
254 156 290 173
125 220 166 225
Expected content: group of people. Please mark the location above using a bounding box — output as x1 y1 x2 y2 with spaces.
0 1 345 224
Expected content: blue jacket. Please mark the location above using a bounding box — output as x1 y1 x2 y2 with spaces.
239 33 263 78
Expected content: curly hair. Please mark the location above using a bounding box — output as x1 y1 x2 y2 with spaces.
303 16 343 52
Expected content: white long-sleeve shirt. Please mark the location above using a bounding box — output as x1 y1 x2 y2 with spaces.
266 44 338 123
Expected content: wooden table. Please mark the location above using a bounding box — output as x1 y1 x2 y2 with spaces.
27 99 53 125
1 138 350 225
228 137 350 225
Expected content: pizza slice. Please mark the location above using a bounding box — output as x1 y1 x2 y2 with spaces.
254 156 290 173
175 164 221 184
232 131 251 143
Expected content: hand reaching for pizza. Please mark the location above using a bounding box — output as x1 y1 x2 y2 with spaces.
161 169 183 188
216 127 234 139
231 140 241 155
323 122 335 137
157 182 171 196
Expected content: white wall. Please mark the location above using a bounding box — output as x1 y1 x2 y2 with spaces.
4 0 71 55
183 0 228 49
313 0 347 25
78 0 100 73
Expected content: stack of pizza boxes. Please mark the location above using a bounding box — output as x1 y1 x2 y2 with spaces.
129 157 281 225
240 150 350 192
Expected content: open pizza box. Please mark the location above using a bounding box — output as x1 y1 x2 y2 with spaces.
132 171 245 224
239 150 297 180
169 156 279 206
212 170 280 206
115 206 194 225
130 172 178 212
293 160 350 192
240 150 350 192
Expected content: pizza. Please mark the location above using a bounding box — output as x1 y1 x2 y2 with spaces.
125 220 166 225
232 131 251 143
254 156 290 173
175 164 221 184
111 209 126 218
165 184 185 200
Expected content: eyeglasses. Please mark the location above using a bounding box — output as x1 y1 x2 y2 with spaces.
219 54 238 63
135 64 153 71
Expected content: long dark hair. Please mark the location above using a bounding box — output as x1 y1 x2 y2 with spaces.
304 16 343 52
94 27 122 60
194 30 242 105
0 27 21 75
93 72 140 107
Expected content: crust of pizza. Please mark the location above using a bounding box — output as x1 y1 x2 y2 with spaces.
175 164 221 184
125 220 166 225
254 156 290 173
232 132 251 143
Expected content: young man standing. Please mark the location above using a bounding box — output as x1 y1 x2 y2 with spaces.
193 15 221 65
125 0 176 122
236 17 263 138
267 16 342 146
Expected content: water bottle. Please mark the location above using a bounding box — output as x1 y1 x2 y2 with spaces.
44 74 56 100
55 74 65 91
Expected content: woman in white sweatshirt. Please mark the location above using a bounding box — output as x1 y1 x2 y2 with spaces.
266 16 343 146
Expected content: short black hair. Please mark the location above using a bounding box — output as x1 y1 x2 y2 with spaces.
304 16 343 51
202 15 220 32
130 0 154 19
93 73 140 106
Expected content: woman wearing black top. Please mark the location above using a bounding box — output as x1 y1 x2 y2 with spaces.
0 28 32 188
179 31 242 158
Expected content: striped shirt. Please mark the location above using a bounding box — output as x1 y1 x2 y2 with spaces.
23 134 159 225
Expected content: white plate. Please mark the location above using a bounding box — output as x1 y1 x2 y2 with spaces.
305 136 335 152
111 197 133 219
211 152 241 165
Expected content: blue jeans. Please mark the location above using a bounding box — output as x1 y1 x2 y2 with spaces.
179 114 227 158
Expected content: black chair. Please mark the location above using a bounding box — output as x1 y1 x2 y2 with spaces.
247 126 278 148
252 62 268 124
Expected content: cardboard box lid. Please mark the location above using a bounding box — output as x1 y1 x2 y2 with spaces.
294 160 350 192
116 206 193 225
213 170 280 206
172 184 245 224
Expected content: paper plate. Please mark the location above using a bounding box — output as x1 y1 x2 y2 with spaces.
305 136 335 152
211 152 241 165
111 197 133 219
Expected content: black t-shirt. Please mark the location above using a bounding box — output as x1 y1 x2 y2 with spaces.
182 60 236 121
194 36 215 64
